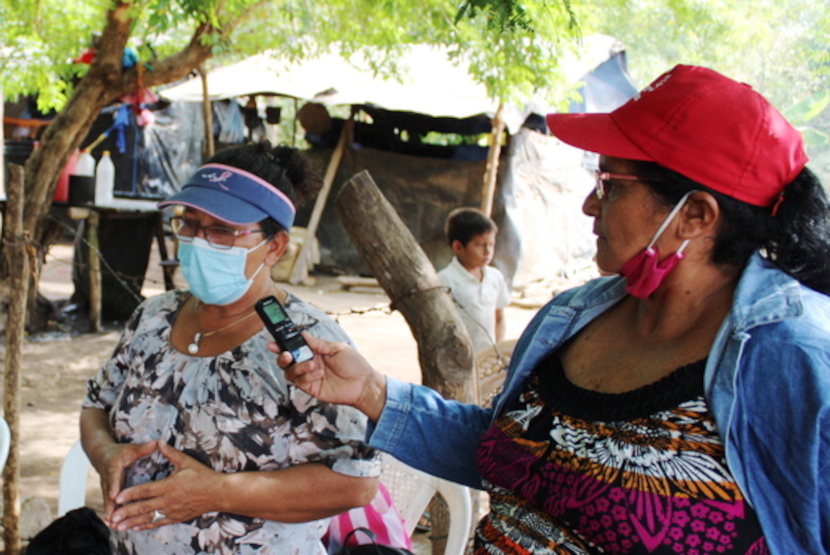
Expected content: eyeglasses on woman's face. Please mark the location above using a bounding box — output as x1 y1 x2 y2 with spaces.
170 216 265 249
593 171 642 200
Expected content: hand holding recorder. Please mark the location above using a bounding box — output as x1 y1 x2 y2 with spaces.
268 332 387 423
255 295 314 363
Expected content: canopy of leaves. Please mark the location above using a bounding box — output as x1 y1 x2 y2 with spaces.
0 0 584 113
580 0 830 181
3 0 827 179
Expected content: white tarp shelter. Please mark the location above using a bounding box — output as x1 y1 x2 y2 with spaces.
159 37 635 287
160 37 623 133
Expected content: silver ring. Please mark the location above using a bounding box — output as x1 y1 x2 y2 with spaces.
151 509 166 523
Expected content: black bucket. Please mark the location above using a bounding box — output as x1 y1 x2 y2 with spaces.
3 140 36 188
68 175 95 206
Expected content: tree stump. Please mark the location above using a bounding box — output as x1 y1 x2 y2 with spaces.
336 170 476 553
336 170 476 399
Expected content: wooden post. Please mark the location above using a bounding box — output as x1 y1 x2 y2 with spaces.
0 89 4 201
197 65 215 159
480 102 506 217
87 210 102 332
154 212 176 291
291 98 298 147
289 117 353 285
3 164 29 554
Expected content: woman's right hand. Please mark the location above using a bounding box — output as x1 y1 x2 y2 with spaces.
271 333 387 422
94 440 158 524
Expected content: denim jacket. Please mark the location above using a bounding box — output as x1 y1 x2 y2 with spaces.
368 253 830 554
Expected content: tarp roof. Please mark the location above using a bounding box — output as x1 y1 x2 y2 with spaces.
160 45 500 118
159 37 624 133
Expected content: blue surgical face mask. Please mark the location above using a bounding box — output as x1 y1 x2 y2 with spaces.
178 237 267 305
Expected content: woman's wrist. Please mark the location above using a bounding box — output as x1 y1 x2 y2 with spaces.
356 371 387 422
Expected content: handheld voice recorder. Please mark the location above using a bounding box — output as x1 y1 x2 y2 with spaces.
255 295 314 363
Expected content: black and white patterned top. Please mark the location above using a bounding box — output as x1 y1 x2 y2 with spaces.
83 290 380 555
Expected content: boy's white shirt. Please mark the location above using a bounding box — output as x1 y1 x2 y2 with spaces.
438 256 511 355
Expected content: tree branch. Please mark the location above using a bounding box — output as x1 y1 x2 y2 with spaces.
20 0 254 239
117 22 218 91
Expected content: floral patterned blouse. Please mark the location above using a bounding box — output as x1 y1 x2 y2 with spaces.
83 290 380 555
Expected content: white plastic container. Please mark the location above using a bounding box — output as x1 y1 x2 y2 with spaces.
94 150 115 206
74 149 96 177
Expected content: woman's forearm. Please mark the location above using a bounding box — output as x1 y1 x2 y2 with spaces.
80 407 117 474
217 464 379 522
111 441 379 530
81 406 158 522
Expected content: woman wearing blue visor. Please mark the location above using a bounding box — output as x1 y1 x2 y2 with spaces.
79 142 380 554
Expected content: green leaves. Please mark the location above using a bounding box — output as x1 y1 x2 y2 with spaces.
784 91 830 147
456 0 534 31
784 90 830 126
1 0 587 112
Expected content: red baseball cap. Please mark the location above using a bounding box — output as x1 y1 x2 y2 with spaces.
546 65 809 207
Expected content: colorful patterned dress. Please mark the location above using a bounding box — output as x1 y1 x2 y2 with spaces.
83 290 380 555
475 354 769 555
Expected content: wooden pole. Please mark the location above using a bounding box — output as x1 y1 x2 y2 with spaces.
87 210 102 332
3 164 29 554
0 89 4 201
288 117 353 285
480 102 505 217
291 98 298 147
197 65 215 159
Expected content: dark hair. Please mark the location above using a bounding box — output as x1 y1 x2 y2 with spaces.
633 161 830 295
445 207 498 246
208 141 322 237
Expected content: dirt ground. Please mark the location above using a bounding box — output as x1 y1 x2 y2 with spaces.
2 237 542 544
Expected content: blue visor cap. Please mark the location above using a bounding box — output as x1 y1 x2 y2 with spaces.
158 163 296 229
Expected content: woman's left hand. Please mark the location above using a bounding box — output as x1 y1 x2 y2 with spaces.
109 439 225 532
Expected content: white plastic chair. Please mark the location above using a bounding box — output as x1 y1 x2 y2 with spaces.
475 339 517 408
0 417 11 472
381 454 473 555
58 440 92 516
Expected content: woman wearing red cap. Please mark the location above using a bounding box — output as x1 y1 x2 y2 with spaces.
278 66 830 554
79 142 380 554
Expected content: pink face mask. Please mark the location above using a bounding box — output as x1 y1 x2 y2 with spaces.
619 191 695 299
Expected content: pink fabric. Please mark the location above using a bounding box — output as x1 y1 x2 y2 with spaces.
324 482 413 553
620 246 686 299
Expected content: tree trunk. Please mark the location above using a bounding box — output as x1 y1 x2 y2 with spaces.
3 165 30 555
336 170 475 554
335 170 476 399
13 2 216 326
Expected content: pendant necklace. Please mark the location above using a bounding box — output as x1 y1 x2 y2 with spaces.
188 300 259 355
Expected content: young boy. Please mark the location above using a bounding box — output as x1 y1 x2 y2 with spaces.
438 207 511 355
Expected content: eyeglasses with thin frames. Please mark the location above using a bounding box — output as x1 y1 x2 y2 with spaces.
593 171 642 200
170 216 266 250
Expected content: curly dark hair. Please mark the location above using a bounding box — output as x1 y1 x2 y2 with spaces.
632 161 830 295
207 141 323 236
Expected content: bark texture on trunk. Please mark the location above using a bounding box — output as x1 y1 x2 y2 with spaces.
336 170 476 555
14 2 218 328
3 165 30 554
335 170 476 400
